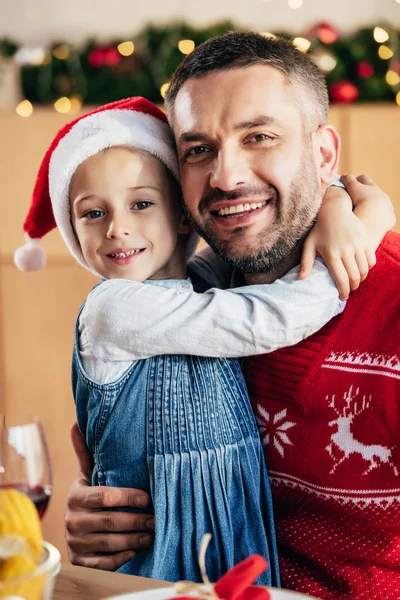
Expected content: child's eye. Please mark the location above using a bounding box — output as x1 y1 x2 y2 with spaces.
83 209 105 219
133 201 153 210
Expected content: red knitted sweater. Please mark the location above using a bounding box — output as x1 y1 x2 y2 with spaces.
245 232 400 600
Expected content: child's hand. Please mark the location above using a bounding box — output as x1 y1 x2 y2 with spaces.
300 193 373 301
299 174 395 301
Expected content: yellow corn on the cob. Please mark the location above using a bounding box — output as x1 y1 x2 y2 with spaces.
0 489 42 560
0 554 44 600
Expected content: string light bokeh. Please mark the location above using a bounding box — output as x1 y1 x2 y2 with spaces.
1 13 398 117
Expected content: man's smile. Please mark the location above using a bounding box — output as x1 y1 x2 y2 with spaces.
213 200 269 216
209 199 273 229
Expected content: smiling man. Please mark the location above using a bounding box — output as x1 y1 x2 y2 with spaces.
65 33 399 600
168 61 331 280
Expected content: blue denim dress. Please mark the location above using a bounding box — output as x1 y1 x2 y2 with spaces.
72 274 280 585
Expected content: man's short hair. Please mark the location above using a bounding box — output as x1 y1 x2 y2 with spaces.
165 31 329 133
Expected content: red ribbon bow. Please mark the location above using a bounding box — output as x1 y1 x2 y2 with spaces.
172 555 270 600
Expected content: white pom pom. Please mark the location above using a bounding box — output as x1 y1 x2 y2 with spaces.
14 236 47 272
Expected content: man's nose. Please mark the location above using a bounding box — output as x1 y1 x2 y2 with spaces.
106 214 130 239
209 148 249 191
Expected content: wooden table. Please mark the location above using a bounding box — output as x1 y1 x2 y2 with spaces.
53 564 173 600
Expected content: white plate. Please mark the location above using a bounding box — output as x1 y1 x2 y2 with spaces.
107 586 320 600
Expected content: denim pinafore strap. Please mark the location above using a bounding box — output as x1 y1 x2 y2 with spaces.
72 276 280 585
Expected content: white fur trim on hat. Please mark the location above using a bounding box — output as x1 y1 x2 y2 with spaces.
49 108 180 274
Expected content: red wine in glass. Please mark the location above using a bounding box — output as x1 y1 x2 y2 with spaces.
0 482 52 518
0 417 52 520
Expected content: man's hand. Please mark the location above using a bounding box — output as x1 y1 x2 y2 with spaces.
65 423 154 571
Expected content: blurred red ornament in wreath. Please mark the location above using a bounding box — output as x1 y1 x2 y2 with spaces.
392 59 400 74
309 22 339 45
330 81 359 103
88 46 121 68
357 61 375 78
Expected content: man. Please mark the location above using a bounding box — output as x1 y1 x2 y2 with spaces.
65 33 399 599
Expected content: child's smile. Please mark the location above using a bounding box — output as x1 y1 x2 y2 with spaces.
106 246 146 265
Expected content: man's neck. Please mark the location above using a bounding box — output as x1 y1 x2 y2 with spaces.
243 246 303 285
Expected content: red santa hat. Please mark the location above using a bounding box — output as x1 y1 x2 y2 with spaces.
14 96 197 274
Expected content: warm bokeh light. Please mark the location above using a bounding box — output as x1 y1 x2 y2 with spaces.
293 37 311 52
15 47 48 66
118 41 135 56
396 91 400 106
314 52 337 73
15 100 33 118
52 44 69 60
386 70 400 86
288 0 304 9
160 83 170 98
260 32 276 39
54 97 71 113
178 40 195 55
378 45 394 60
373 27 389 44
69 95 83 114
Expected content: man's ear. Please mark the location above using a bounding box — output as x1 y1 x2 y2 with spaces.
178 214 193 235
314 124 341 184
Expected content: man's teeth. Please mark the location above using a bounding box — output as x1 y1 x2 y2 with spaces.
217 201 267 216
109 250 141 258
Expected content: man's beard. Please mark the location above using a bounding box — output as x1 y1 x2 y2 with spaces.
184 150 321 275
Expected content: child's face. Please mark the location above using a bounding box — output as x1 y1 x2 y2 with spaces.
70 148 187 281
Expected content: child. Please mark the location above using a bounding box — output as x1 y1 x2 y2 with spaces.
14 97 389 584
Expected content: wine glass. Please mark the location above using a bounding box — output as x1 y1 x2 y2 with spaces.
0 416 52 519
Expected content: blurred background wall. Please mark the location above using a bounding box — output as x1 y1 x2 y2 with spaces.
1 0 400 43
1 0 399 562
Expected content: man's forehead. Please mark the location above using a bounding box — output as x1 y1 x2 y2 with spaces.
172 65 301 138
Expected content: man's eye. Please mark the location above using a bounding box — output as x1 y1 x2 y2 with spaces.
248 133 274 143
183 146 212 162
83 209 104 219
133 201 152 210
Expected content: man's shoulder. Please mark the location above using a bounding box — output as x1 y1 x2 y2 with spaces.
356 231 400 307
379 231 400 265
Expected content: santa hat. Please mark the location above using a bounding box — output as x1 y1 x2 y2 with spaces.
14 96 198 274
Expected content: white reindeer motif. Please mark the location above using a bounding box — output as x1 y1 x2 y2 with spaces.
326 385 398 476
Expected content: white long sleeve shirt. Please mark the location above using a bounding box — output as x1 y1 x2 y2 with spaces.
79 258 345 383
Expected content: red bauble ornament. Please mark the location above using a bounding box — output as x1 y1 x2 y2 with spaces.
330 81 359 103
88 46 121 68
309 22 339 45
104 47 121 66
88 47 106 67
392 59 400 74
357 61 375 79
